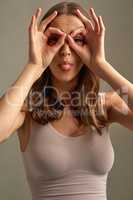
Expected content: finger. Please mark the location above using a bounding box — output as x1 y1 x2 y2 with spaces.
71 28 87 38
28 15 35 40
89 8 100 34
76 9 94 31
39 11 58 32
98 16 105 34
67 34 82 54
44 27 65 38
34 8 42 31
53 33 67 52
86 19 94 31
29 15 34 32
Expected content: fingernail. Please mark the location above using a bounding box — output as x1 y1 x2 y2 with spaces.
76 9 80 13
54 10 58 15
90 8 94 11
37 8 41 12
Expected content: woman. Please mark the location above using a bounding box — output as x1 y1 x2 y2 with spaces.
0 1 133 200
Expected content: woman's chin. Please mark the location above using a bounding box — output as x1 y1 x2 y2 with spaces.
49 67 80 83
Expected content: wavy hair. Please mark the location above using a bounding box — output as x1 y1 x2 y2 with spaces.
24 1 109 135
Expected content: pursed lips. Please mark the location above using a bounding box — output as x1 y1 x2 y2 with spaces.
59 61 74 70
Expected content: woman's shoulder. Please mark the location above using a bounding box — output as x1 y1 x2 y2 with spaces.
17 111 32 152
101 91 115 125
17 111 31 134
94 91 112 126
103 90 114 110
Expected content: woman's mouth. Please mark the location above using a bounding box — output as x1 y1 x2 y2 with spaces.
59 63 74 71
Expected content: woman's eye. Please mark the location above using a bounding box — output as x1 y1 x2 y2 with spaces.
74 37 86 45
47 35 59 45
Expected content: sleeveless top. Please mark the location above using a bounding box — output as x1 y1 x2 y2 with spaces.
18 92 115 200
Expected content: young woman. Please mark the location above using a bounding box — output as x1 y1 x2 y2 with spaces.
0 1 133 200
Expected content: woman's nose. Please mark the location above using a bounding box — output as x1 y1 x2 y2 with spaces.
59 38 71 56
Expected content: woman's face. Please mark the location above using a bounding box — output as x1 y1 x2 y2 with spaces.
48 14 86 83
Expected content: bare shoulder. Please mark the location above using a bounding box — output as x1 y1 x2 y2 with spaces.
103 91 115 123
104 90 133 131
17 111 31 152
104 90 114 109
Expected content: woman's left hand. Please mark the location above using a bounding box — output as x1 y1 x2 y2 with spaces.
67 8 106 71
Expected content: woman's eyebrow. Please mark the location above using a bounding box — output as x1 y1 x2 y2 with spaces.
55 26 85 34
70 26 85 34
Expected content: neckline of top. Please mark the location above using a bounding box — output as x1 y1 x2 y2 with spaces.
47 122 95 140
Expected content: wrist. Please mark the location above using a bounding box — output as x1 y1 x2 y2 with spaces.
90 59 113 81
26 61 42 68
24 62 45 81
90 58 107 71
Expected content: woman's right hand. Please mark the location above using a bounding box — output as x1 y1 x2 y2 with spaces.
28 7 66 78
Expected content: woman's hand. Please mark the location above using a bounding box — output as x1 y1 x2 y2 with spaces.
67 8 106 71
28 8 66 77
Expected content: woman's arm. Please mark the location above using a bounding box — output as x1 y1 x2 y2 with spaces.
105 90 133 131
0 7 67 143
93 60 133 131
0 62 41 142
93 60 133 110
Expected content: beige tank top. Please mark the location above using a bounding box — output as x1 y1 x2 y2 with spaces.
18 92 115 200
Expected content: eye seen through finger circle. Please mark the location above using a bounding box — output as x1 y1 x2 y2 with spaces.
47 34 60 46
73 34 87 45
47 32 87 46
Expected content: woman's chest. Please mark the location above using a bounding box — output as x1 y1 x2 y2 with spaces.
49 108 88 137
22 120 114 178
18 107 88 152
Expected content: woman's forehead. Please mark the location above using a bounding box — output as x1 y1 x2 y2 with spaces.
49 15 85 34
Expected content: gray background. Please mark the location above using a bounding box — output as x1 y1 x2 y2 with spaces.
0 0 133 199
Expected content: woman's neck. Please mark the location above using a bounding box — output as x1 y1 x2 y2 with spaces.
51 76 78 103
